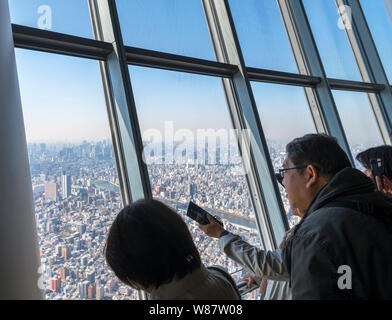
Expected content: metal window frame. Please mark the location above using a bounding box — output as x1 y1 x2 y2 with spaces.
247 67 321 87
277 0 354 165
12 24 112 60
202 0 291 249
88 0 152 204
87 0 155 301
335 0 392 145
328 78 385 92
125 45 239 78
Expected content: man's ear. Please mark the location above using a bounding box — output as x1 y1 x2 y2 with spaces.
305 165 318 189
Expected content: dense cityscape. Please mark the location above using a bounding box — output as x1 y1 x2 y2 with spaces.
27 139 373 300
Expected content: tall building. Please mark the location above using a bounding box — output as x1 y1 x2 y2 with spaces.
81 255 88 266
55 244 62 256
86 271 95 283
78 281 89 300
59 267 69 281
49 276 61 293
40 143 46 153
77 223 86 235
61 173 71 199
61 246 71 260
88 284 96 299
96 285 105 300
107 279 116 293
44 182 57 202
188 183 197 199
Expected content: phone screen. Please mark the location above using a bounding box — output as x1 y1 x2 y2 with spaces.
186 201 224 227
186 201 210 225
370 158 385 189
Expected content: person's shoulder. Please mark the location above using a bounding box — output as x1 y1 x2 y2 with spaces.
205 265 234 285
292 206 356 250
294 201 392 252
298 206 348 234
202 266 241 300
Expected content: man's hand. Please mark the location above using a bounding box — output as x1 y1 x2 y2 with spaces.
375 175 383 192
198 214 225 238
241 273 256 289
383 176 392 196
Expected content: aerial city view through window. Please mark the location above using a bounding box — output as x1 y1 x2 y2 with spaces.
9 0 389 301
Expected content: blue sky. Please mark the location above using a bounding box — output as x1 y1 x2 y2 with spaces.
302 0 363 81
9 0 93 38
14 48 111 143
332 90 384 147
251 82 316 145
229 0 298 73
8 0 389 147
360 0 392 83
116 0 216 60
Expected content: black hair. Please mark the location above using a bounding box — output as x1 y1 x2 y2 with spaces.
356 145 392 180
286 134 352 177
105 199 201 290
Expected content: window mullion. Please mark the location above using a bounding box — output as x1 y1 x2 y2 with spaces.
88 0 151 300
336 0 392 145
277 0 354 165
88 0 152 206
202 0 291 249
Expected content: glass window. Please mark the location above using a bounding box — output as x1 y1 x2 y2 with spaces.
8 0 94 38
332 90 384 169
228 0 298 73
360 0 392 83
251 82 316 228
15 49 132 300
303 0 362 81
130 66 263 299
116 0 215 60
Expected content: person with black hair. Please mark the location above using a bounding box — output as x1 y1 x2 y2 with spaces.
200 133 392 299
356 145 392 195
104 199 240 300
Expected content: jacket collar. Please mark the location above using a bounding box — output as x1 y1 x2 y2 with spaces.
301 168 375 221
149 265 207 300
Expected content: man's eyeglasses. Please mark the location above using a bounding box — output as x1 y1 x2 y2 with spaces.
275 165 308 187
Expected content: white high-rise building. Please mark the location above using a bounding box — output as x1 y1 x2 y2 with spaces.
61 173 71 199
96 285 105 300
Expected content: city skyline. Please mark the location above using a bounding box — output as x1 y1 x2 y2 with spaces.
28 139 263 300
27 136 377 300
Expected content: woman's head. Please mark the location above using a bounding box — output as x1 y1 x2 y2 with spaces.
356 146 392 181
105 199 201 291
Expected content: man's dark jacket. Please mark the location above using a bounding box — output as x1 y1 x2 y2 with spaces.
283 168 392 299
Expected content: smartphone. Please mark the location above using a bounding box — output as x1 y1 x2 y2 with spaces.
370 158 385 189
186 201 224 226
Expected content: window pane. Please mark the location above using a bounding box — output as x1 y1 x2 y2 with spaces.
332 90 384 168
116 0 215 60
303 0 362 81
8 0 93 38
229 0 298 73
130 66 263 295
15 50 134 300
251 82 316 228
360 0 392 83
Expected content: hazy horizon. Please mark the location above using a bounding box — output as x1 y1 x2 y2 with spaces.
10 0 390 153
